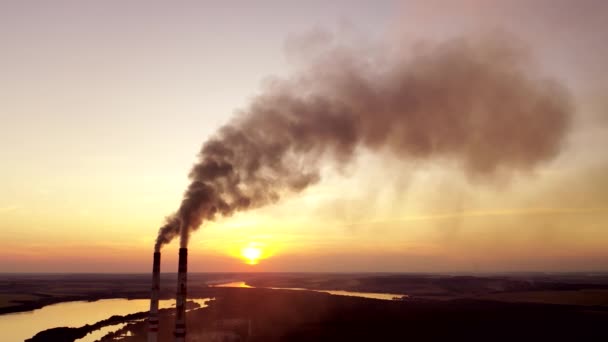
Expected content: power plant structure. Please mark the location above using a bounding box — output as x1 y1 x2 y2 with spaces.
174 247 188 342
148 248 188 342
148 252 161 342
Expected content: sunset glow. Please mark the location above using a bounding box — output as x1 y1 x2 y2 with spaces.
241 244 263 265
0 0 606 273
1 3 607 341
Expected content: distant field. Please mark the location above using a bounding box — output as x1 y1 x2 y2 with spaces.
477 289 608 306
0 293 40 309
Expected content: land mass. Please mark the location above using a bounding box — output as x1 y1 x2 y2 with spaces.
143 287 608 341
2 272 608 341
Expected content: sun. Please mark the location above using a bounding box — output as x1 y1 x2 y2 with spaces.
241 245 263 265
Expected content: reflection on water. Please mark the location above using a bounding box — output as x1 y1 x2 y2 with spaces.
212 282 405 300
76 299 211 342
76 322 126 342
191 298 213 308
211 281 252 288
0 298 210 342
319 290 405 300
270 287 406 300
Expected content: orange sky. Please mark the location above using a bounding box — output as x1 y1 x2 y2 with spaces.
1 0 607 272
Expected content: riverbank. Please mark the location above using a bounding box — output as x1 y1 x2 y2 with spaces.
114 286 608 341
25 301 203 342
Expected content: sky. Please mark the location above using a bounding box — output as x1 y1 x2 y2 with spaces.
0 0 607 273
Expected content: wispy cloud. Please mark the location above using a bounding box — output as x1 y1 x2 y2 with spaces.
345 207 608 226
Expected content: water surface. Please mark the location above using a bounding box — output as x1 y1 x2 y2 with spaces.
212 281 252 288
212 281 406 300
2 279 402 342
0 298 209 342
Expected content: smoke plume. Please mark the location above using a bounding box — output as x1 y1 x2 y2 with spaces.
155 33 573 251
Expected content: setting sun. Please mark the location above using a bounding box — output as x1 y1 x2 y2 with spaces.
241 245 263 265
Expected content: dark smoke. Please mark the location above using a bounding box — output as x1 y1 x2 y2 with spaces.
155 215 180 252
155 33 573 250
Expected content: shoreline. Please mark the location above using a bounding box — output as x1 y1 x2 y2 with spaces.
0 294 151 316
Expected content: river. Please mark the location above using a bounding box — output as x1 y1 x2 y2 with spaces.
212 281 406 300
1 282 403 342
0 298 211 342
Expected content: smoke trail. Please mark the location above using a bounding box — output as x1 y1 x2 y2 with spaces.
155 215 180 252
156 33 573 249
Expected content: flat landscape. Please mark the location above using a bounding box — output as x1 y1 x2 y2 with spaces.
3 2 608 342
2 272 607 341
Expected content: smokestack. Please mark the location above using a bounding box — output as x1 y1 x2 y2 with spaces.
174 248 188 342
148 252 161 342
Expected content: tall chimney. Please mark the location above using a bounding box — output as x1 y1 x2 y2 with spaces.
174 248 188 342
148 252 161 342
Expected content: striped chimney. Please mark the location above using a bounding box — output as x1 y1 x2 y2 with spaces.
174 248 188 342
148 252 161 342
